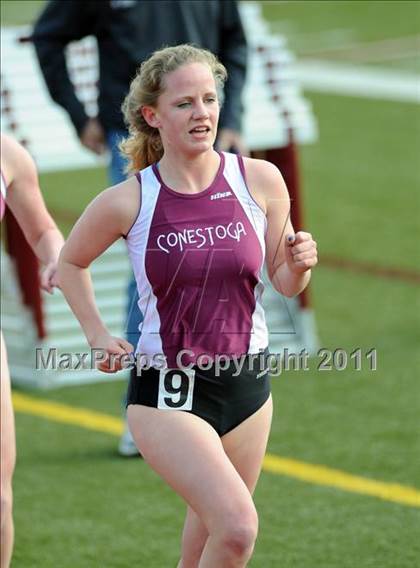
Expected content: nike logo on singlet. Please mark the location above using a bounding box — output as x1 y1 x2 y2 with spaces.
210 191 232 200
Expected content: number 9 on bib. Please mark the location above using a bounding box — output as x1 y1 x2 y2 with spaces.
157 369 196 411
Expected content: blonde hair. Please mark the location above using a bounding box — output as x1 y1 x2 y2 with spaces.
120 44 227 172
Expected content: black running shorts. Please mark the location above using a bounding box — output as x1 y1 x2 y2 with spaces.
126 351 271 436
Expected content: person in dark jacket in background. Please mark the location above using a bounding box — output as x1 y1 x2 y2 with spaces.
32 0 248 456
32 0 247 182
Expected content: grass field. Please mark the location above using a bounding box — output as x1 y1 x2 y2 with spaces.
2 1 420 567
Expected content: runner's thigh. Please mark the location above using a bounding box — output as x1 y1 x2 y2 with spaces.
222 395 273 493
127 405 257 532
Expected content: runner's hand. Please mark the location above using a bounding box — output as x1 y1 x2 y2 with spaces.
89 334 134 373
285 231 318 274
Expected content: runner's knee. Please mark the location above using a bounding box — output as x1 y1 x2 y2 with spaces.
0 485 13 530
220 519 258 560
215 504 258 560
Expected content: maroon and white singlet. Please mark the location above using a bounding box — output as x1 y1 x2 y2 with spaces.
126 152 268 368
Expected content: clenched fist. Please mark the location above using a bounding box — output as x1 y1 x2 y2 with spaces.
285 231 318 274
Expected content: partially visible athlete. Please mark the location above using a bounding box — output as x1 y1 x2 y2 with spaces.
1 133 64 568
58 45 318 566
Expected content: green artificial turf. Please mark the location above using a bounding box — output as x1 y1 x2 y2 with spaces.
261 1 420 57
0 1 45 27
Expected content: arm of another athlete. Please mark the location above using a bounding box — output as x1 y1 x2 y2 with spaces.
242 157 318 297
58 178 139 369
1 134 64 292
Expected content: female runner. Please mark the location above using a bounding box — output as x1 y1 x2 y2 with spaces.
58 45 318 567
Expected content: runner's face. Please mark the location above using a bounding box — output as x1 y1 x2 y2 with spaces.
153 63 219 155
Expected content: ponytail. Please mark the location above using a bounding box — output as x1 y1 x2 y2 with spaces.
119 131 163 172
